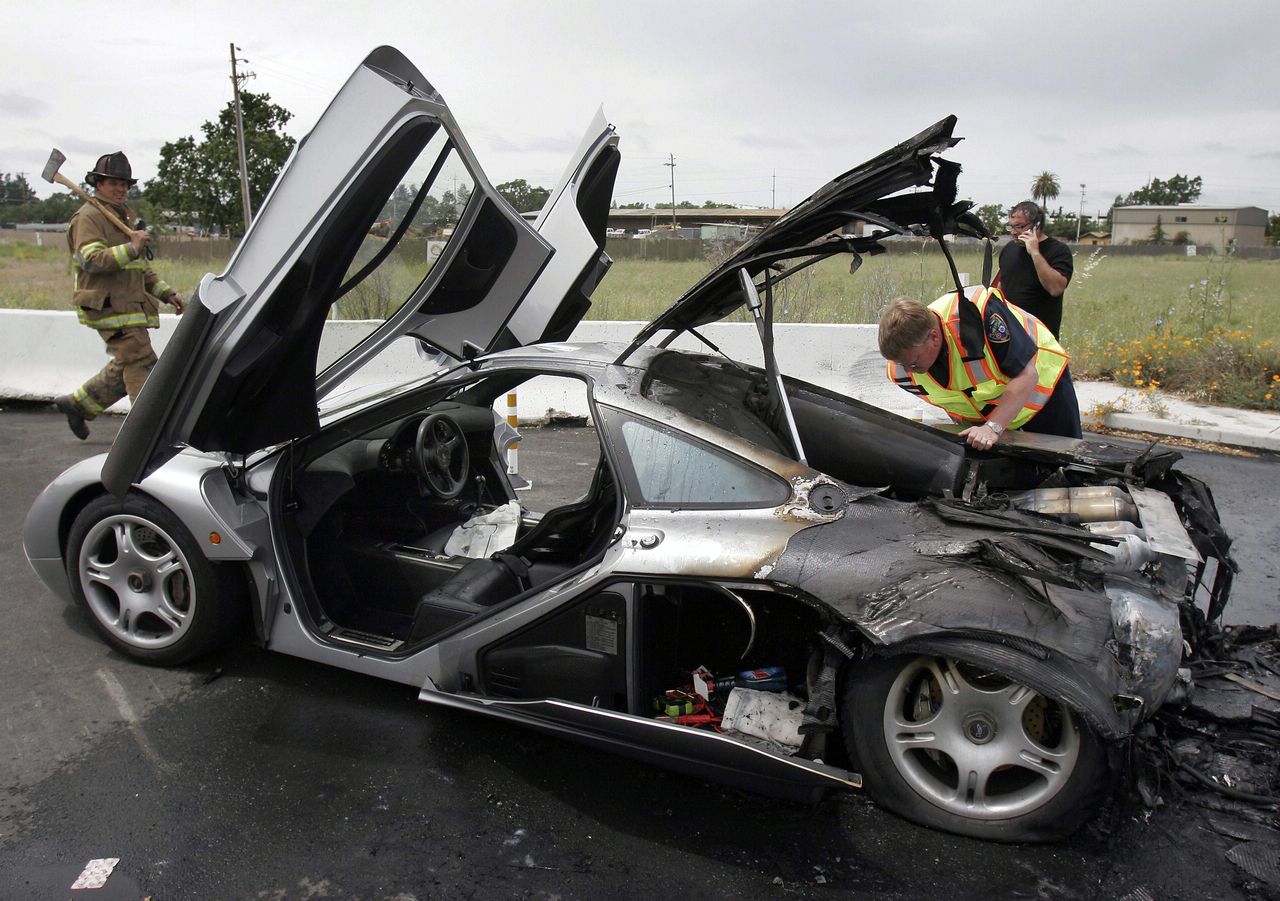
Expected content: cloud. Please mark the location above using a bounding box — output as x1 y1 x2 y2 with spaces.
0 92 45 118
56 137 114 156
1091 145 1148 158
735 132 807 152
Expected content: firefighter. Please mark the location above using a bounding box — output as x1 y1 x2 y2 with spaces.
878 288 1081 450
54 152 183 439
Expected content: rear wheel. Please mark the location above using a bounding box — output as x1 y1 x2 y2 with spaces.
842 654 1112 841
66 493 244 665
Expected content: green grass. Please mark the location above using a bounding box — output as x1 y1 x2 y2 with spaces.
5 238 1278 409
589 249 990 324
588 248 1280 411
0 241 213 309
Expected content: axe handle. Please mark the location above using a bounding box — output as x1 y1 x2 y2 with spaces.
53 172 139 238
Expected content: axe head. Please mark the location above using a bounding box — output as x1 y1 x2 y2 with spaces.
41 149 67 184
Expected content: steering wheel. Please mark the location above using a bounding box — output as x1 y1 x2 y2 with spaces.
414 413 471 499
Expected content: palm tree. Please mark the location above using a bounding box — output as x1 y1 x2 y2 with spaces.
1031 171 1061 218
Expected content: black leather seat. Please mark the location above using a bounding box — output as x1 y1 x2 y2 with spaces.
408 553 530 641
407 459 618 642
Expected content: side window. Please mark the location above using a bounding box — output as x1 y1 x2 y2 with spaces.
613 415 790 508
487 373 602 514
317 125 477 371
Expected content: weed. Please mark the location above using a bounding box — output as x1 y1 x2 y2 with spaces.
1184 247 1235 337
1074 247 1106 284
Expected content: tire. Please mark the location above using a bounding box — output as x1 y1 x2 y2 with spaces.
842 654 1113 842
65 492 245 666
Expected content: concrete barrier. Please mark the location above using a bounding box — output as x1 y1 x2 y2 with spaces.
0 310 942 423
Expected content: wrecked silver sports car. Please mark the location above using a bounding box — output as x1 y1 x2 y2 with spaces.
24 47 1235 841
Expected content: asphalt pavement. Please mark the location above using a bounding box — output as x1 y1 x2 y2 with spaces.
1 405 1277 899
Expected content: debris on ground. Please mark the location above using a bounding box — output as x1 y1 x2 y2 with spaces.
543 409 589 427
1128 624 1280 895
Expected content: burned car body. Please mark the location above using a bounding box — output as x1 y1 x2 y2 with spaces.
24 47 1234 842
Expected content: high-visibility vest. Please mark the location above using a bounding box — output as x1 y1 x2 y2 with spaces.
888 288 1068 429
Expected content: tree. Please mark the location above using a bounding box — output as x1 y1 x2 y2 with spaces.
1 189 79 224
1268 213 1280 246
1115 174 1202 207
1 172 36 208
145 91 296 236
1030 172 1060 216
1045 213 1081 240
1149 214 1167 245
495 179 550 214
617 201 647 209
975 203 1004 236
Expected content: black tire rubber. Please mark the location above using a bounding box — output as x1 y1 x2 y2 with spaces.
65 492 245 666
842 653 1114 842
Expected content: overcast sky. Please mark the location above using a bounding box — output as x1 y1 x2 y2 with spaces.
5 0 1277 218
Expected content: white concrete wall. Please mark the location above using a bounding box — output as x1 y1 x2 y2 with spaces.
0 310 943 423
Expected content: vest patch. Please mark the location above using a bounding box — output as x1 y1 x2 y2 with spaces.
986 312 1010 343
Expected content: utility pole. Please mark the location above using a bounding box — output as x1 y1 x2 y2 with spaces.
230 43 254 232
664 154 677 230
772 169 776 209
1076 184 1086 243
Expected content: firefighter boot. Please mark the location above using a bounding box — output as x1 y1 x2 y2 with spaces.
55 396 89 440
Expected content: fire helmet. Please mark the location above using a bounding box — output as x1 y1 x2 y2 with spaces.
86 152 137 187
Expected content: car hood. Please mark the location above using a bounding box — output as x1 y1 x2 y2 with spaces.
630 115 960 344
103 46 619 496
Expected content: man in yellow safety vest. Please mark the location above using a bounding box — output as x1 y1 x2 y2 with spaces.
878 288 1081 451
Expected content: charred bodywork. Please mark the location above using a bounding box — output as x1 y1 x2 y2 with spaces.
23 47 1236 843
623 347 1232 733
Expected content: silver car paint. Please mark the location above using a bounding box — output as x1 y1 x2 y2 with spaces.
504 108 619 346
23 451 259 603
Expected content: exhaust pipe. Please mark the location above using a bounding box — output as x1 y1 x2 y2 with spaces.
1006 486 1140 524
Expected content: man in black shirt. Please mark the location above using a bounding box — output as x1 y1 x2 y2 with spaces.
997 201 1073 338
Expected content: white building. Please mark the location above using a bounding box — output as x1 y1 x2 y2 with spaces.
1111 205 1267 247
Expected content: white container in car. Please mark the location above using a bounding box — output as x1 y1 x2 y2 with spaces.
721 688 805 747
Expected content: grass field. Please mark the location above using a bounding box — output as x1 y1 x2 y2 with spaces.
5 238 1278 409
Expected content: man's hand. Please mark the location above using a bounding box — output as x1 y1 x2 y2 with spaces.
959 421 1003 450
1017 227 1044 256
129 228 151 256
166 294 185 314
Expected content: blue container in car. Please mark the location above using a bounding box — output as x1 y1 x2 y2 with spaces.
730 665 787 692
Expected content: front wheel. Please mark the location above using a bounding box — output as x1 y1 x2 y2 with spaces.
842 654 1112 841
66 492 245 665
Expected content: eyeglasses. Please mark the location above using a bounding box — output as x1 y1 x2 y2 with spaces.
1008 220 1034 233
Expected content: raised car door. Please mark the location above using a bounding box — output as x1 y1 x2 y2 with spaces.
103 46 618 496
